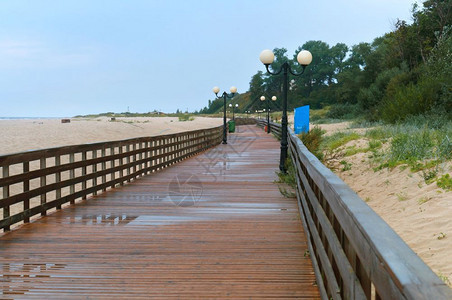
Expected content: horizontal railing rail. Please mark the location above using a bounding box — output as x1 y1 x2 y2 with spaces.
0 126 222 232
256 121 451 299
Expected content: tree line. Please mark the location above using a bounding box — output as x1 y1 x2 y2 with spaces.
200 0 451 123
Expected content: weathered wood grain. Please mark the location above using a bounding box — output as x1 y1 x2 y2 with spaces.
0 125 320 298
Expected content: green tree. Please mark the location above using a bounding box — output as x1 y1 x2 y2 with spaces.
248 71 265 103
291 41 349 108
334 42 372 104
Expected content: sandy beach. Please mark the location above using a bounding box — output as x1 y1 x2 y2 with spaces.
0 117 222 155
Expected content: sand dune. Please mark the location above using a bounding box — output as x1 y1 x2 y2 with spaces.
316 122 452 286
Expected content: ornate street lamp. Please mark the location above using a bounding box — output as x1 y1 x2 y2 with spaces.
259 49 312 173
213 86 237 144
260 95 277 134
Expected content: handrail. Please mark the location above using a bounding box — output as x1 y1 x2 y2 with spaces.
256 119 282 138
0 126 223 232
256 120 452 299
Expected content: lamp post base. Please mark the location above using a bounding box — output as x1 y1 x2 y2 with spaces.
279 143 288 173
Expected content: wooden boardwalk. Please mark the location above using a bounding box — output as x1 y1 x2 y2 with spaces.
0 125 319 299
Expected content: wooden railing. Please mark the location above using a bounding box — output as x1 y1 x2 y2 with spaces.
0 126 222 232
233 117 257 126
256 119 282 137
257 120 452 300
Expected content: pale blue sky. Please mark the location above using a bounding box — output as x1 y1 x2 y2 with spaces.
1 0 418 117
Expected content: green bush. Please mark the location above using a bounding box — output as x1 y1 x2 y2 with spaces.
358 67 405 121
325 103 360 119
310 107 330 122
298 126 325 160
379 77 440 123
437 174 452 191
178 114 195 121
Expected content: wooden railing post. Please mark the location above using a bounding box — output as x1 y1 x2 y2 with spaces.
119 146 124 186
56 155 62 209
3 165 10 231
102 147 107 192
23 161 30 222
92 150 98 195
126 145 131 182
82 151 87 199
110 146 116 188
132 143 137 179
139 141 144 175
40 157 47 215
70 153 75 204
176 136 180 162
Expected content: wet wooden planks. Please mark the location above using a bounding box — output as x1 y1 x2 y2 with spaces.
0 125 320 299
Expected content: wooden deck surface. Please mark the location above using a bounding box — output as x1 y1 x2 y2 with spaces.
0 125 320 299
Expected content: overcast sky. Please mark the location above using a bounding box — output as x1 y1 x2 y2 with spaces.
0 0 418 117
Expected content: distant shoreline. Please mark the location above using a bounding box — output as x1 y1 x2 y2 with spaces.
0 117 64 120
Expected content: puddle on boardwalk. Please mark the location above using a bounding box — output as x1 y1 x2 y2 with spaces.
63 214 137 226
194 207 281 215
213 202 283 209
61 214 211 227
1 263 67 296
127 215 210 226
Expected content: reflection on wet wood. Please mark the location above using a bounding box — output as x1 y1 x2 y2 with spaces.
0 125 319 298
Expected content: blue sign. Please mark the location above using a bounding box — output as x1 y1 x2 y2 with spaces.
294 105 310 134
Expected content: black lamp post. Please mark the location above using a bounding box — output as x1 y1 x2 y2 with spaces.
228 103 238 120
260 95 277 134
259 49 312 173
213 86 237 144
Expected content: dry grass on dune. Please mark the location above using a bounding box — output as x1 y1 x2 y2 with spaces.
313 121 452 286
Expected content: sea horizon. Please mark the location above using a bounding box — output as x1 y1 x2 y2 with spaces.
0 116 66 120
